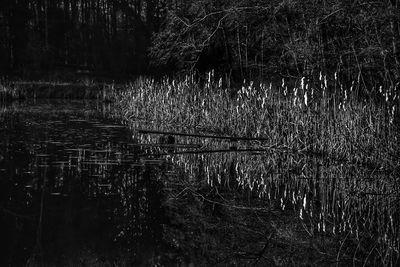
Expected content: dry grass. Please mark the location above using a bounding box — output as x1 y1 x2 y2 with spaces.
115 74 399 170
112 73 400 265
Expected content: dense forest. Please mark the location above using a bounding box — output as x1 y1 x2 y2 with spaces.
0 0 399 88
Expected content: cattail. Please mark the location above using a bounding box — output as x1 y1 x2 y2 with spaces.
390 105 395 124
304 91 308 106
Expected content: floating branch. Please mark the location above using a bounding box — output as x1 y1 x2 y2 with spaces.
137 129 269 141
139 147 285 157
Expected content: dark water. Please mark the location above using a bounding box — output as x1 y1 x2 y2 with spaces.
130 122 400 263
0 101 166 266
1 100 399 265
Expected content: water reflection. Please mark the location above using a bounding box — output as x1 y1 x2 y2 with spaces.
134 131 400 259
2 100 399 265
0 101 165 266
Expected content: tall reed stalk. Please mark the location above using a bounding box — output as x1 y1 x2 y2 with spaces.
112 73 400 265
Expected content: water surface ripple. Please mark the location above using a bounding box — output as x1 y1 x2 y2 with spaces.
0 100 165 266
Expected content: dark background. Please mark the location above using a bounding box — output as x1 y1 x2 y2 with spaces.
0 0 399 87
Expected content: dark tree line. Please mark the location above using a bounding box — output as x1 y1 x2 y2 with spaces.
150 0 400 88
0 0 165 79
1 0 400 88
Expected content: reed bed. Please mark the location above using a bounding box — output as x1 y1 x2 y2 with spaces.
0 82 26 103
115 74 399 171
113 73 400 265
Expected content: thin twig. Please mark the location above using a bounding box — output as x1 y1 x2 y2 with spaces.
336 230 351 267
190 189 268 211
252 233 274 266
0 207 35 220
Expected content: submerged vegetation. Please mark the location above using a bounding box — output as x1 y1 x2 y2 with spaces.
112 74 400 265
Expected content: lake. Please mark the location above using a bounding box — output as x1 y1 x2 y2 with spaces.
0 100 168 266
0 99 399 266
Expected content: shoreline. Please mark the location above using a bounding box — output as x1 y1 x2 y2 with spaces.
1 81 121 102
